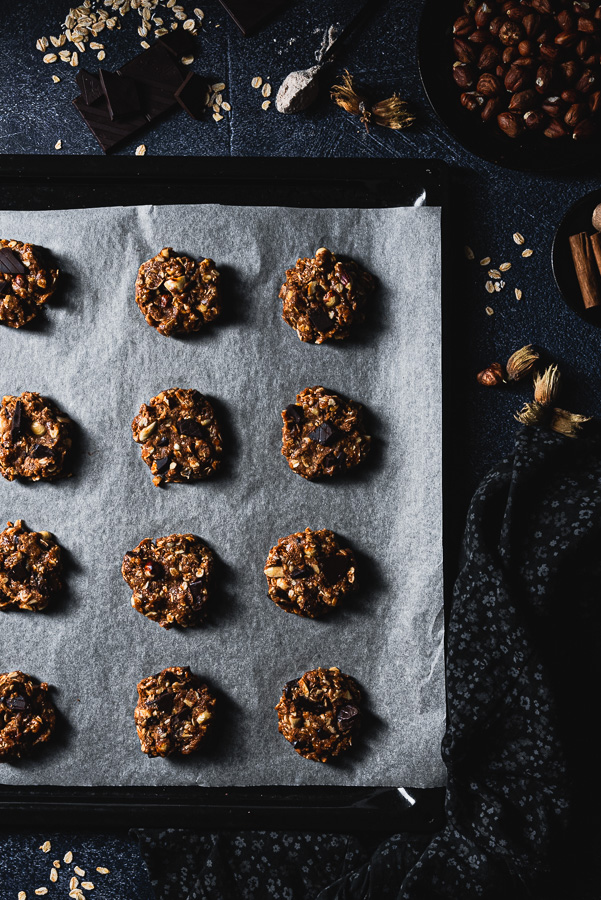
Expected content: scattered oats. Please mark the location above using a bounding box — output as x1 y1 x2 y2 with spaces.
59 50 72 60
140 40 150 47
64 851 74 864
53 861 60 868
74 867 85 877
167 0 176 6
479 256 491 266
97 49 106 59
96 868 110 875
515 288 523 300
69 877 79 890
183 18 195 29
262 82 271 97
251 76 262 88
36 37 50 51
138 24 148 35
18 892 26 900
170 21 178 29
40 841 51 853
50 868 58 883
499 262 511 271
135 144 147 155
181 54 194 64
485 306 494 315
212 82 225 91
488 269 501 279
261 99 271 110
90 41 104 48
513 232 525 245
71 52 79 66
494 282 501 292
155 27 168 35
34 891 48 897
55 139 62 149
74 40 86 52
464 245 474 260
69 892 86 900
212 103 220 113
81 883 95 891
213 112 223 121
194 7 204 19
485 280 494 293
52 74 61 82
43 53 58 63
49 35 60 46
499 280 505 288
522 248 533 257
174 8 187 18
221 101 231 111
154 16 163 25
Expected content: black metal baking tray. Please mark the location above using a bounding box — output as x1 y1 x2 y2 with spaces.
0 156 449 832
418 0 601 173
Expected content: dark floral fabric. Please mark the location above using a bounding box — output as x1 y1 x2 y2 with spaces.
137 427 601 899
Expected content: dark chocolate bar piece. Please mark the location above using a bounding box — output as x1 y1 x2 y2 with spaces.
99 69 141 120
76 69 103 106
174 72 208 120
217 0 289 35
157 31 195 58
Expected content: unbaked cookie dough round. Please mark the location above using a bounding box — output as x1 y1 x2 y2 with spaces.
0 671 57 761
131 387 222 486
135 247 220 337
122 533 214 629
0 238 59 329
281 385 371 479
264 527 356 618
0 520 62 612
134 666 216 757
275 666 362 763
279 246 373 343
0 392 73 482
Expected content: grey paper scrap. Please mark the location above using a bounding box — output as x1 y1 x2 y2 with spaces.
0 203 445 788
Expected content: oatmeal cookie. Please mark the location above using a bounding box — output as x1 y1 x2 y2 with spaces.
135 666 216 757
0 671 56 761
0 239 59 329
132 387 222 486
122 532 214 629
0 520 62 612
264 527 356 618
135 247 221 337
281 386 371 479
275 666 362 763
279 246 374 343
0 392 72 482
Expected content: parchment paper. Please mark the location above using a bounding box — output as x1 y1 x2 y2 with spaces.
0 203 445 788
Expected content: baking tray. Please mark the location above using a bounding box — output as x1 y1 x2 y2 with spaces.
0 156 449 831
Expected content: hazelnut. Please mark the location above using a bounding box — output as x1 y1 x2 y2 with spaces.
453 14 474 35
523 109 546 130
509 88 537 111
454 37 476 63
497 110 524 136
591 202 601 232
504 64 529 92
477 362 505 386
564 102 587 126
477 72 502 95
572 118 597 139
478 43 502 69
544 119 568 138
453 63 475 88
499 21 522 45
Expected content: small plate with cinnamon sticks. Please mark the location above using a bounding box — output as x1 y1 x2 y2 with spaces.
553 189 601 326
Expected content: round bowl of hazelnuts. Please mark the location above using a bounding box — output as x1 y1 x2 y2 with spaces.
419 0 601 171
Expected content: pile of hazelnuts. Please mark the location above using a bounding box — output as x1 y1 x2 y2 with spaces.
452 0 601 139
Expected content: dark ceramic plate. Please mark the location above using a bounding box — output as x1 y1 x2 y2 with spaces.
418 0 601 172
552 188 601 326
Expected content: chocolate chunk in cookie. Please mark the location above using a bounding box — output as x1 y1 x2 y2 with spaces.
135 247 221 337
0 521 62 612
281 386 371 480
0 671 57 761
132 388 222 486
279 247 374 344
122 532 214 629
275 666 362 762
264 527 356 618
0 392 72 482
0 239 59 329
135 666 216 757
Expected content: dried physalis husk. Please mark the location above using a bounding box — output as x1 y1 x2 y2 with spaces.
331 70 415 132
514 401 550 428
477 362 505 386
533 365 560 407
505 344 540 382
550 408 591 439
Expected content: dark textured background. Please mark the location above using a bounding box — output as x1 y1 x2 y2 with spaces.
1 0 601 896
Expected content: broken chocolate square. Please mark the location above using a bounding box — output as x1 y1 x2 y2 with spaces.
174 71 209 120
0 247 26 275
308 306 333 333
217 0 289 36
321 555 350 586
76 69 104 105
307 421 339 445
99 69 141 120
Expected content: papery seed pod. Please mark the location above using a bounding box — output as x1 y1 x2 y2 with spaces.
506 344 540 381
514 400 550 426
550 408 591 438
534 364 560 406
477 362 505 386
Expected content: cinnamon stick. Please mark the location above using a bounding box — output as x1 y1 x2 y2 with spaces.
569 231 601 309
590 231 601 285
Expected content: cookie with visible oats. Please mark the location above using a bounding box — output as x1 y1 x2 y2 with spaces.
135 666 216 757
0 520 62 612
279 246 374 344
135 247 221 337
275 666 362 763
122 532 214 629
0 670 56 761
264 527 356 618
281 385 371 480
0 392 72 482
131 387 222 486
0 239 59 329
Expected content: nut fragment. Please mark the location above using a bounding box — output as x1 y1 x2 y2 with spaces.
477 362 505 386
